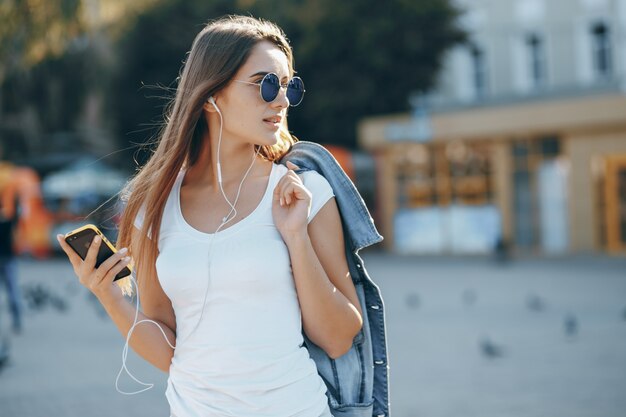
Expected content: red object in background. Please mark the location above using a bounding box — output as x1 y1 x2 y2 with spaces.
0 163 54 258
321 144 354 181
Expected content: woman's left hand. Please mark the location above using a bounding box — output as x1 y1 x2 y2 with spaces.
272 161 311 241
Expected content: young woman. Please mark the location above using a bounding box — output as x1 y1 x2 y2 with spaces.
57 15 363 417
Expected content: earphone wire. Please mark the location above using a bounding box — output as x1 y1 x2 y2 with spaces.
115 274 176 395
183 99 260 341
116 97 260 394
214 99 260 224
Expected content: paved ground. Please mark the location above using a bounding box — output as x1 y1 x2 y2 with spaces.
0 252 625 417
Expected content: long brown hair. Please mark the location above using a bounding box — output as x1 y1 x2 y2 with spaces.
115 15 297 295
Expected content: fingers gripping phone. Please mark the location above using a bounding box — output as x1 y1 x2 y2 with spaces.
64 224 132 281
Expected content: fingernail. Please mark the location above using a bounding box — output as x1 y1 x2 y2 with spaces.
123 256 131 263
119 247 128 254
94 235 101 243
56 234 62 241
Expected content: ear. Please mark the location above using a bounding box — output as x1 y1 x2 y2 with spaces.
202 96 219 113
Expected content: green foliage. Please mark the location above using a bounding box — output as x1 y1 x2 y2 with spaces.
251 0 466 145
110 0 466 150
109 0 249 162
0 0 165 159
0 0 85 80
3 47 96 129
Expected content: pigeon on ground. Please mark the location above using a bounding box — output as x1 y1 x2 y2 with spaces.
564 313 578 338
49 295 69 313
526 293 546 312
479 337 505 359
22 284 70 314
405 293 420 309
23 284 50 311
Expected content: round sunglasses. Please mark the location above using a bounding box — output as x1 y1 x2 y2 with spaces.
234 73 305 107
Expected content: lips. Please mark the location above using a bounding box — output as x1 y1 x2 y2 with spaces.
263 116 282 124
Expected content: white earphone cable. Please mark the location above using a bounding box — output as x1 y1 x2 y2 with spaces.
116 97 260 394
115 275 176 395
182 99 260 342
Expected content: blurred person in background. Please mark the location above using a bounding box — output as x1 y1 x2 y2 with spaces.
57 15 371 417
0 158 23 335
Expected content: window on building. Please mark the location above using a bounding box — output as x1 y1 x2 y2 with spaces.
396 142 493 209
526 33 546 88
396 144 435 208
591 22 612 79
511 136 562 249
469 44 487 99
512 141 534 247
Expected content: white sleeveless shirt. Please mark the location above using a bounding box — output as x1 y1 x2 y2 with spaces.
134 163 335 417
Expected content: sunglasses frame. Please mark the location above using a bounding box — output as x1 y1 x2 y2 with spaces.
234 72 305 107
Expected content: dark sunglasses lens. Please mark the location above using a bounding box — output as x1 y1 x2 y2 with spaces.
286 77 305 106
260 73 280 102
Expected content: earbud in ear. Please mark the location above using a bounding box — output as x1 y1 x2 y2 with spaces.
208 96 220 112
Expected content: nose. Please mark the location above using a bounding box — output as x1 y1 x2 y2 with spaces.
271 85 289 109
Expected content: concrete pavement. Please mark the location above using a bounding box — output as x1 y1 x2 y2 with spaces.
0 253 625 417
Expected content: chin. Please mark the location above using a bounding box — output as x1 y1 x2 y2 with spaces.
260 134 280 146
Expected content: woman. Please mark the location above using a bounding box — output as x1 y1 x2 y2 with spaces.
57 15 364 417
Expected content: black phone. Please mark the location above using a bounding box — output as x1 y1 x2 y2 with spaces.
64 224 132 281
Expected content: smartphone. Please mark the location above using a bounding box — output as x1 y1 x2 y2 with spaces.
64 224 132 281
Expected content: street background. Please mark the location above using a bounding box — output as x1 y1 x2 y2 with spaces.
1 252 625 417
2 1 626 416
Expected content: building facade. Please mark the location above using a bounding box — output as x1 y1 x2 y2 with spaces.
358 0 626 255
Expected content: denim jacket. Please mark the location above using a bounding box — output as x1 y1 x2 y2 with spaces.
280 141 390 417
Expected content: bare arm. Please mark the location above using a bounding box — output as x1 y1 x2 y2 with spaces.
57 227 176 372
96 292 176 373
284 197 363 359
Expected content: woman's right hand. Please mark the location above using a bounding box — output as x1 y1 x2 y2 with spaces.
56 234 132 301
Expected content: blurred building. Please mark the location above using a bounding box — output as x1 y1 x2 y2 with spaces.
358 0 626 255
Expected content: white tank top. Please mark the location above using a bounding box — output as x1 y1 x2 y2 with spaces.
134 162 335 417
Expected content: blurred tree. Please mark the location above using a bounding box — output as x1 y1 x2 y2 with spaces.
110 0 465 153
0 0 161 79
0 0 84 83
0 0 162 162
108 0 242 165
251 0 466 146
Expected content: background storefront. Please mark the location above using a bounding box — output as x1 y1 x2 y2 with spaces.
358 92 626 255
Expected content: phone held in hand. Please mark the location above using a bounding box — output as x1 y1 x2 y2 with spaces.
64 224 132 281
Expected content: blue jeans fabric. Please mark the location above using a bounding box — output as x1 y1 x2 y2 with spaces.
0 257 22 331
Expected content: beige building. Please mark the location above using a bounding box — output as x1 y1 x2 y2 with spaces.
358 0 626 255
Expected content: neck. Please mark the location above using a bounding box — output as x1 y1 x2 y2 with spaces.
185 127 261 191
